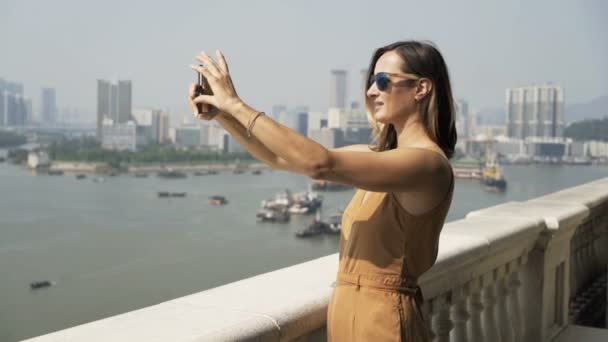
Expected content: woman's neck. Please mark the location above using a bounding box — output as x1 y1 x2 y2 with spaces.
393 111 434 148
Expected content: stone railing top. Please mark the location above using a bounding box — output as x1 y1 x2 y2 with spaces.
534 177 608 209
24 254 338 342
467 200 589 231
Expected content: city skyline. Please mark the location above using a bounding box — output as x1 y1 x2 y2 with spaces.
1 0 607 120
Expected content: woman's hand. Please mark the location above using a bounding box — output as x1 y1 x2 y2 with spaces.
188 83 219 121
190 50 243 116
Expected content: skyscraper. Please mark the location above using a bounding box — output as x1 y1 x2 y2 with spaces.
41 87 56 124
97 80 110 139
506 84 564 139
296 112 308 137
361 68 369 94
329 69 347 109
117 80 132 123
455 99 469 138
0 91 5 126
97 79 133 139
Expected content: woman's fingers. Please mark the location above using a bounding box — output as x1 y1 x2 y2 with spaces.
216 50 229 74
192 94 218 108
188 83 197 99
196 52 222 78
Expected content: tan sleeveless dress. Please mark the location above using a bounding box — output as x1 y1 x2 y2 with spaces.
327 151 454 342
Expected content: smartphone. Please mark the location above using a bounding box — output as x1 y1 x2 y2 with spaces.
194 65 212 114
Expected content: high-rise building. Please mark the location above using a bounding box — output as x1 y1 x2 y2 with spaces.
97 80 110 139
97 79 133 139
4 93 28 126
159 111 170 143
329 69 347 109
117 80 132 123
361 68 369 94
0 91 5 126
0 79 24 95
296 112 308 137
41 87 56 124
455 99 469 138
328 108 369 129
506 84 564 139
271 105 287 122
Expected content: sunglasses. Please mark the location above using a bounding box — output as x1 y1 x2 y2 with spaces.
369 72 420 91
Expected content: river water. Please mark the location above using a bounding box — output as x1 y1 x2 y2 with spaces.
0 161 606 341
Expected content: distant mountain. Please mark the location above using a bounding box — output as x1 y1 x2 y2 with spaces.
566 95 608 123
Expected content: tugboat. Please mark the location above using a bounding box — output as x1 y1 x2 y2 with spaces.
209 195 228 205
481 159 507 192
30 280 53 290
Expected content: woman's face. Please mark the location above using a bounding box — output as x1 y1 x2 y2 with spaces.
366 51 418 124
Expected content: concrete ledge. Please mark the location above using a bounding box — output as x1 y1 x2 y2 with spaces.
24 254 338 342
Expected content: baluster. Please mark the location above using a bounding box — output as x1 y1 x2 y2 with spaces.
432 294 453 342
482 274 501 342
467 281 485 342
422 301 436 342
450 284 470 342
507 262 523 341
497 271 514 342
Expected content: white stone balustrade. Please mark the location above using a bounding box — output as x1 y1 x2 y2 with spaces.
24 178 608 342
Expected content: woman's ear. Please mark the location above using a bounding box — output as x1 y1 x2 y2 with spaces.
415 78 433 101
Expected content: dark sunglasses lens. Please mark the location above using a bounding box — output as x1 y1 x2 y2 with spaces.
376 73 389 91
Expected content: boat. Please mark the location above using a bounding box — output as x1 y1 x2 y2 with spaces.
295 220 329 237
75 174 86 180
207 170 219 175
233 169 245 174
481 159 507 192
134 172 149 178
158 191 187 198
256 208 290 223
92 177 105 183
27 151 51 169
47 170 64 176
252 170 262 175
209 195 228 205
295 212 342 237
0 157 5 163
193 171 208 176
158 168 187 179
288 191 323 215
30 280 53 290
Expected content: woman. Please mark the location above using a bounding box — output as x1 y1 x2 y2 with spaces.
189 40 456 341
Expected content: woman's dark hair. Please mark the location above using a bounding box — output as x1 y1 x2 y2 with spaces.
364 40 457 159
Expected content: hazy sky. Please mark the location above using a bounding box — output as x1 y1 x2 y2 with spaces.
1 0 606 120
